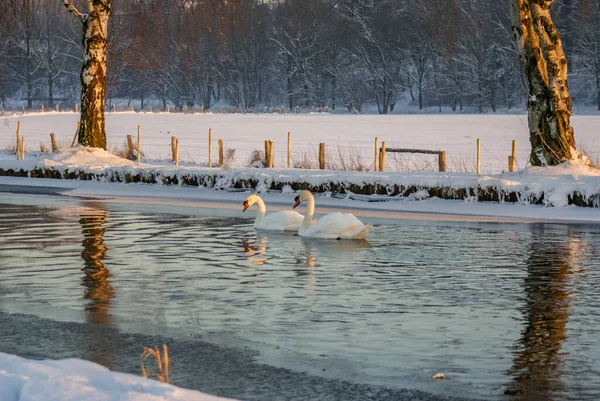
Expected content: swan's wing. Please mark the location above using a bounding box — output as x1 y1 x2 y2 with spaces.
257 211 304 231
339 223 373 239
301 213 371 239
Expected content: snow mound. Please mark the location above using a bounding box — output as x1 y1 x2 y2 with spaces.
0 352 237 401
41 147 138 171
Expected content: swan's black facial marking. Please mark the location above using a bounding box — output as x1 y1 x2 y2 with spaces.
293 196 301 209
242 200 249 212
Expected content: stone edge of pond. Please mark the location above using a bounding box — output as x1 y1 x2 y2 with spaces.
1 166 599 208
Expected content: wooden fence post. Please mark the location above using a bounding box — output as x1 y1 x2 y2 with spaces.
319 142 325 170
129 104 134 112
20 137 25 160
379 141 386 172
175 139 180 167
126 134 134 155
16 121 21 160
218 139 223 167
287 132 291 168
41 105 44 113
50 133 58 152
509 140 517 172
208 128 213 168
171 136 176 162
438 151 446 172
166 104 170 113
477 138 481 175
55 104 59 112
269 140 274 168
264 140 270 167
71 122 80 147
22 105 25 114
374 137 379 171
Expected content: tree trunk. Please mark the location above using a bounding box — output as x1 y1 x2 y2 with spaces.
64 0 111 150
26 28 32 110
597 73 600 111
510 0 577 166
47 32 53 107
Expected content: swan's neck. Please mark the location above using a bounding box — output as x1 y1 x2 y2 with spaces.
254 197 266 225
301 195 315 230
255 197 267 214
301 213 313 230
255 211 265 225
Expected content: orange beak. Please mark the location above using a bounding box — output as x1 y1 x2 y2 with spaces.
242 201 249 212
293 197 301 209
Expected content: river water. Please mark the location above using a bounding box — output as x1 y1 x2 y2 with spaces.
0 191 599 401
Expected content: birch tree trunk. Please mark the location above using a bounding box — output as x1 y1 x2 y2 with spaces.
64 0 110 150
510 0 577 166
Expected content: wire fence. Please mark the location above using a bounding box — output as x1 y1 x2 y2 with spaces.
1 110 539 175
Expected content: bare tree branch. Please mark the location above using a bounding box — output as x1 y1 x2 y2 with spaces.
63 0 85 22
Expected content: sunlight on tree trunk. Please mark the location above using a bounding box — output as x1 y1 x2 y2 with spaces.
64 0 110 150
510 0 577 166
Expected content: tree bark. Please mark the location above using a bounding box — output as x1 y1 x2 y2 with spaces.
510 0 577 166
64 0 110 150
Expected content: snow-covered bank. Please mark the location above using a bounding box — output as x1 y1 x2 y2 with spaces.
0 352 236 401
1 147 600 208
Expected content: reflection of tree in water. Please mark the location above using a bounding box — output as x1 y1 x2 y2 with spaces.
79 206 115 367
507 228 587 400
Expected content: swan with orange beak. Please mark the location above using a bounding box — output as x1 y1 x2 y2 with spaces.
243 194 304 231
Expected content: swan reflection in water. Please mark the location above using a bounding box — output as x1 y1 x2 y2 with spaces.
506 227 588 400
241 233 371 276
242 238 269 266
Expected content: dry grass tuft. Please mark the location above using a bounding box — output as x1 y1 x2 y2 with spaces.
450 155 476 173
39 142 50 153
111 140 144 161
329 146 369 171
293 151 318 169
247 150 266 167
141 344 170 384
222 148 236 168
4 143 17 154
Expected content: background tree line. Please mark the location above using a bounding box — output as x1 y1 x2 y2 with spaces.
1 0 599 114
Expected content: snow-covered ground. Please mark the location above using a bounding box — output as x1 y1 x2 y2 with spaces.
0 111 599 220
0 353 235 401
2 112 600 173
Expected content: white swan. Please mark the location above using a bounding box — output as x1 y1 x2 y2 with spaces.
243 194 304 231
293 190 373 239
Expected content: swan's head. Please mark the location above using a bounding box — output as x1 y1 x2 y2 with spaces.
243 194 260 212
293 190 312 209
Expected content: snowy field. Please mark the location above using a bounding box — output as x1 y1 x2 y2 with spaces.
2 112 600 173
0 353 235 401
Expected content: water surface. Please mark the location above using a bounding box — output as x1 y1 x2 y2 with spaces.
1 192 599 401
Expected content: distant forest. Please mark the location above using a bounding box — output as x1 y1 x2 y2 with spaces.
0 0 599 113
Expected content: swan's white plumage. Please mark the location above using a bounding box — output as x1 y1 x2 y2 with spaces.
294 191 373 239
244 194 304 232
